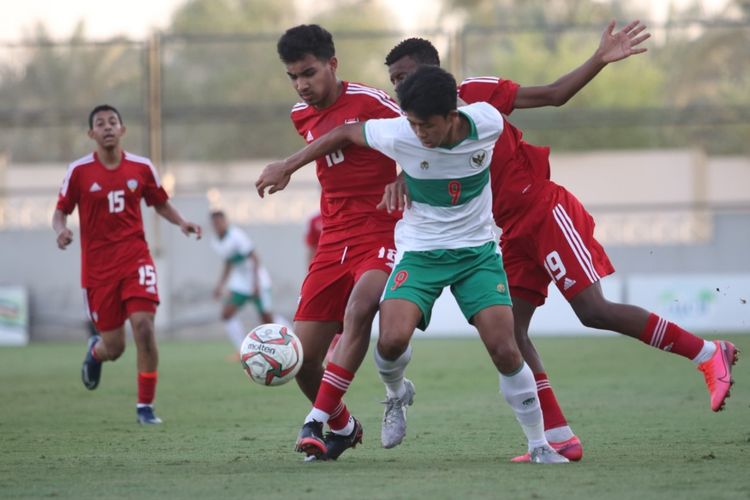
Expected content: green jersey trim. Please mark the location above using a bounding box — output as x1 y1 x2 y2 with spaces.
228 253 247 265
405 168 489 207
439 111 479 150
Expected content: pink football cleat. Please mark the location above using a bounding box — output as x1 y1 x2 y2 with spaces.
511 435 583 463
698 340 739 412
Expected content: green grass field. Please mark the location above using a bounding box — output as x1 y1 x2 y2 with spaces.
1 335 748 499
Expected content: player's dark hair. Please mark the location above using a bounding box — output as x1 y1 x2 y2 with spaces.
88 104 123 130
210 210 226 219
385 38 440 67
277 24 335 64
397 65 457 120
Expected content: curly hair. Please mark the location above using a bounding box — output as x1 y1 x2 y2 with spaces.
277 24 335 64
384 37 440 67
397 65 457 119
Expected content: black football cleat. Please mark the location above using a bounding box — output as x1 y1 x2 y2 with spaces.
295 420 327 460
81 335 102 390
136 405 163 425
324 418 363 460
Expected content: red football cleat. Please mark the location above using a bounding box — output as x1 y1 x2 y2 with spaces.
511 435 583 463
698 340 739 412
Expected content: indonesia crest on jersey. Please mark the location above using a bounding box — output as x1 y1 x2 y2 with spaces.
363 102 503 252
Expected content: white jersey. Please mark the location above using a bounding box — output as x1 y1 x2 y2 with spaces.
363 102 503 252
211 225 271 295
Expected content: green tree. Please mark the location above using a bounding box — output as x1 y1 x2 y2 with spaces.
160 0 402 162
447 1 662 150
659 0 750 154
0 23 146 162
159 0 299 162
311 0 406 90
445 0 749 154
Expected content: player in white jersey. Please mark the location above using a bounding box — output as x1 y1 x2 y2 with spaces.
210 211 288 355
256 65 567 463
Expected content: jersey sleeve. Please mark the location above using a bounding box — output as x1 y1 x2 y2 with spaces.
458 78 520 115
362 117 401 159
363 90 403 120
141 163 169 206
235 229 255 255
56 165 80 215
473 102 505 140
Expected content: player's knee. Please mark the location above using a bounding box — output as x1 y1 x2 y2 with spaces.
377 341 404 361
494 347 524 374
486 336 522 367
377 331 409 361
575 304 610 330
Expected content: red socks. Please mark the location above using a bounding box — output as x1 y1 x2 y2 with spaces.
137 371 158 405
639 313 703 360
90 344 101 362
328 402 351 431
534 372 568 431
314 362 353 431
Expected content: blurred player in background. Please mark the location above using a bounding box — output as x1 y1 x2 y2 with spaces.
53 104 202 425
210 210 289 358
381 20 738 461
256 24 401 460
259 65 569 463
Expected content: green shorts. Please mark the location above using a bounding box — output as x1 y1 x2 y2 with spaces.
383 241 512 331
227 289 272 313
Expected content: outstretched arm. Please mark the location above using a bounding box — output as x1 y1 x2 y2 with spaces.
513 19 650 109
255 123 367 198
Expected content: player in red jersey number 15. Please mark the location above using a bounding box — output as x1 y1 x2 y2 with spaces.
53 104 202 425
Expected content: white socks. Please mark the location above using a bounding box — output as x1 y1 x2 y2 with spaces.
223 316 246 351
692 340 717 365
305 408 330 425
333 416 355 436
499 362 548 451
374 344 412 399
546 426 574 443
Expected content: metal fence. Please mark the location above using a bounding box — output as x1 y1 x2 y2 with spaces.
1 20 748 164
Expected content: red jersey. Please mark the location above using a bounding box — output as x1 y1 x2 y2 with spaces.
459 77 552 233
291 81 401 245
56 151 169 288
305 211 324 249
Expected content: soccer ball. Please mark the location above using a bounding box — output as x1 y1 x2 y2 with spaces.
240 324 304 386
